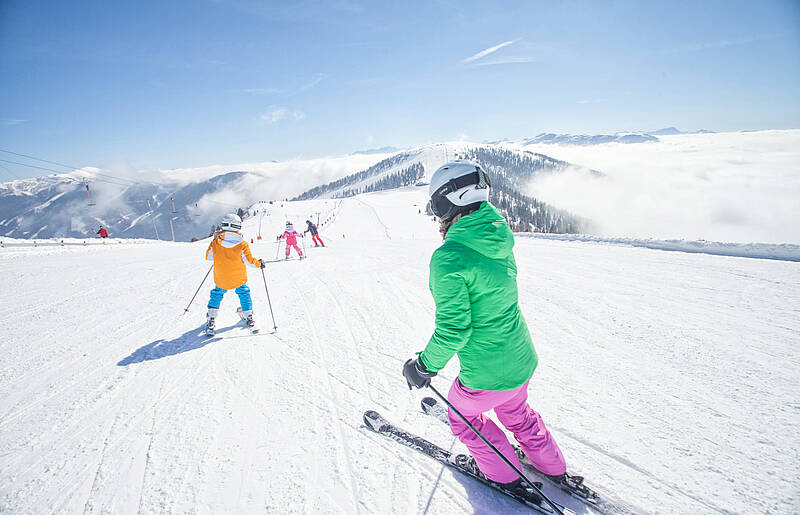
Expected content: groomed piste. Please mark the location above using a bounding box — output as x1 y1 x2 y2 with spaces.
1 186 798 513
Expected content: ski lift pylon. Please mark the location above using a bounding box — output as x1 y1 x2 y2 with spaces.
85 182 96 206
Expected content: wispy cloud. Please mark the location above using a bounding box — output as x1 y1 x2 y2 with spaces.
1 119 27 126
260 107 304 124
462 40 517 64
471 56 536 67
665 33 785 55
296 73 326 94
243 87 282 94
245 73 326 97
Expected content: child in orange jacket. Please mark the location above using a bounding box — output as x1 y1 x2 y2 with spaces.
205 214 265 335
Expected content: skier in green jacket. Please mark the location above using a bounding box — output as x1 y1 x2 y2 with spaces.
403 161 566 492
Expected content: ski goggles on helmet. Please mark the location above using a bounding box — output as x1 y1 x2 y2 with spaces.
429 167 491 218
221 221 242 230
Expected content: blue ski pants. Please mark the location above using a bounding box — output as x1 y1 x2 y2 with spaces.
208 284 252 311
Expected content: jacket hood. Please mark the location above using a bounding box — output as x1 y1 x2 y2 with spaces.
218 230 244 248
444 202 514 259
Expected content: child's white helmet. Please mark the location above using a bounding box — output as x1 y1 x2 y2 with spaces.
220 213 242 231
428 161 491 221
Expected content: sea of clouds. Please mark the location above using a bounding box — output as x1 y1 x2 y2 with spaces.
520 130 800 244
162 153 391 222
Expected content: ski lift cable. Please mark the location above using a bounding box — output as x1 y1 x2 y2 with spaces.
0 148 83 171
2 151 252 214
0 150 142 188
0 149 260 205
72 170 137 185
0 162 23 181
0 158 82 179
0 159 139 188
0 148 163 187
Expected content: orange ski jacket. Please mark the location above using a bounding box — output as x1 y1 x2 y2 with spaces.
205 231 261 289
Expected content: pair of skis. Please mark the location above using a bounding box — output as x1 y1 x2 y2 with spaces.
364 397 634 514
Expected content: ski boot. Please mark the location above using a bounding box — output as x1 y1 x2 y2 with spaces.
453 454 487 480
499 478 543 504
237 308 259 333
205 308 218 336
454 454 543 504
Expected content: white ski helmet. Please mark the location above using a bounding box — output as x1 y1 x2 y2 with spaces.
219 213 242 231
428 160 491 220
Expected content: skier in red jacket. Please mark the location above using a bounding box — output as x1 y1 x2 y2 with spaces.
96 226 109 238
277 221 305 260
304 220 325 247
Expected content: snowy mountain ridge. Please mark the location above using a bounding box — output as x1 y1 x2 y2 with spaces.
0 142 592 240
294 142 590 233
0 153 392 241
486 127 717 146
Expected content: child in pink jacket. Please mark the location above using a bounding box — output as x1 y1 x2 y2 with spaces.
278 221 305 260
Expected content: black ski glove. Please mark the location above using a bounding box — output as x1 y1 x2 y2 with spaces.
403 357 436 389
259 259 266 269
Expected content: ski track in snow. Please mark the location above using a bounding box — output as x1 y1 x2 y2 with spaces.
1 188 798 514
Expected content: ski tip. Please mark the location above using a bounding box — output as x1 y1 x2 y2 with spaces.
421 397 437 412
363 410 388 432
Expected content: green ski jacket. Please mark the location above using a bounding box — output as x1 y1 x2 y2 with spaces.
419 202 538 391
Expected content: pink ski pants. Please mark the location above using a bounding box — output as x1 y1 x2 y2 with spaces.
285 243 303 257
447 378 566 483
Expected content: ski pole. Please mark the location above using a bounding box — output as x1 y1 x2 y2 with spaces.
182 264 213 315
261 268 278 331
275 239 282 260
428 384 564 515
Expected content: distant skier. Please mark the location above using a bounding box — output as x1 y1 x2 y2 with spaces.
205 213 265 335
96 226 108 238
402 161 566 496
277 221 305 260
304 220 325 247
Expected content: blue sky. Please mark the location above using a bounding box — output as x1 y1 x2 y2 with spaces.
1 0 798 178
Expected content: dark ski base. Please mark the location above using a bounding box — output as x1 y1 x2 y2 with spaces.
363 410 572 514
420 397 638 515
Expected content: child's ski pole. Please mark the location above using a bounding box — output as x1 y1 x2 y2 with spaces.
261 268 278 331
182 264 213 315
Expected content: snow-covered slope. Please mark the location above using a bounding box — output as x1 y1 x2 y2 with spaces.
1 189 798 514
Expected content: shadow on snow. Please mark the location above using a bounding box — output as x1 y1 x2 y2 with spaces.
117 323 248 366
